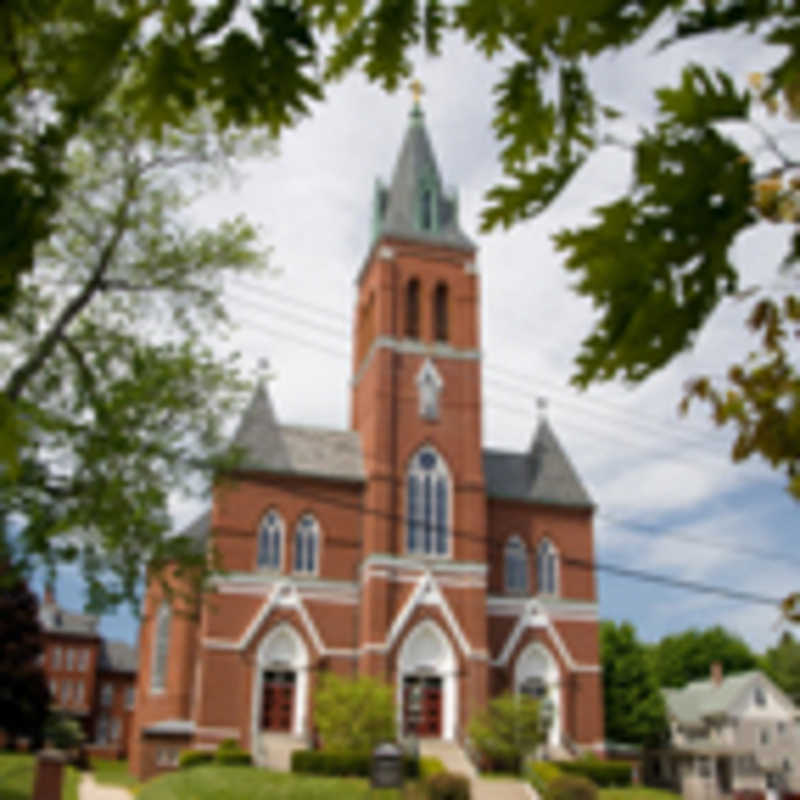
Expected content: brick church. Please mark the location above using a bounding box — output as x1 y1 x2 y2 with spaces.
129 99 604 779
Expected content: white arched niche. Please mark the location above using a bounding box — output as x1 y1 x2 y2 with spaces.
514 642 561 749
397 620 457 740
250 623 309 755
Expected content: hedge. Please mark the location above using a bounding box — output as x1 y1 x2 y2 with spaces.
290 750 419 778
420 756 447 780
215 739 252 766
554 760 632 787
544 775 597 800
529 760 563 794
178 749 214 769
425 772 471 800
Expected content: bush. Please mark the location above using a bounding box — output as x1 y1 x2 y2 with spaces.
314 673 395 753
544 775 598 800
178 749 214 769
420 756 446 779
214 739 251 766
425 772 471 800
291 749 419 778
529 760 563 793
44 713 85 750
555 760 632 787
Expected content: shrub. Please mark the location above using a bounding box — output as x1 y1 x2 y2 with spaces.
425 772 471 800
214 739 251 766
555 760 632 787
529 760 563 793
468 692 542 773
314 673 395 753
544 774 598 800
178 749 214 769
44 713 85 750
420 756 446 779
291 749 419 778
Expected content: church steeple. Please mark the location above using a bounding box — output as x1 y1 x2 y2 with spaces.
371 98 474 252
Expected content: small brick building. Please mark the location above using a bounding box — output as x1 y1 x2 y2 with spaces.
129 100 605 779
39 588 137 758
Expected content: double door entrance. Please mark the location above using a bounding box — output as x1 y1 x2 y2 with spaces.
261 670 295 732
402 676 442 737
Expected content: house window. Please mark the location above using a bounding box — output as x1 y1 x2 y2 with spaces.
760 728 769 745
156 747 178 767
79 649 89 672
294 514 319 575
75 681 84 705
406 446 450 557
125 686 135 710
61 680 72 705
537 539 559 595
65 648 74 671
111 717 121 742
505 536 528 593
697 757 711 778
754 686 766 707
420 187 433 231
777 721 786 736
405 279 420 339
433 282 448 342
257 510 283 570
784 758 792 773
50 679 58 699
101 682 113 707
52 646 62 669
151 602 171 692
97 713 109 744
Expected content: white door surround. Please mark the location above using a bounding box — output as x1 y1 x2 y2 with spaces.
514 641 561 749
250 622 309 756
397 619 457 741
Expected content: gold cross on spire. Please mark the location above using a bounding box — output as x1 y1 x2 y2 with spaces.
410 78 425 105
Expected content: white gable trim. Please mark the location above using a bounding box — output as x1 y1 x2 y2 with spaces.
492 598 600 673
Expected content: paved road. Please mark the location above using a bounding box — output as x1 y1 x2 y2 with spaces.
78 773 133 800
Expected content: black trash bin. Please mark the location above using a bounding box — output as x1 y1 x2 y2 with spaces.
371 741 405 789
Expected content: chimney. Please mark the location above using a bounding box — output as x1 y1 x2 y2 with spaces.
711 661 723 687
44 582 55 606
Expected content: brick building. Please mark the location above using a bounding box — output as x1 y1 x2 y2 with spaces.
39 588 137 758
129 100 605 779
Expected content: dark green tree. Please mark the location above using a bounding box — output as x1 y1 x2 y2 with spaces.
650 626 758 689
761 631 800 705
0 561 50 746
601 621 667 746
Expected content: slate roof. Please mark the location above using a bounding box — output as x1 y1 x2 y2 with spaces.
39 603 99 637
664 671 762 726
483 419 593 509
230 382 365 483
99 640 138 673
373 103 474 252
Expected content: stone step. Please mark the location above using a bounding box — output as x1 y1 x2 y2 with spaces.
257 732 305 772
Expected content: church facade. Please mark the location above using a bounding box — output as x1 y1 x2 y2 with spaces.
129 102 604 779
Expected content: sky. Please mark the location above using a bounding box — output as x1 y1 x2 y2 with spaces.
34 18 799 654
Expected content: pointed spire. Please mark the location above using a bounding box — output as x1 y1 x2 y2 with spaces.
370 96 474 252
231 380 290 471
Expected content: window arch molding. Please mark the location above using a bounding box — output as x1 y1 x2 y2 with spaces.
405 444 452 558
150 601 171 693
257 509 284 571
293 513 321 576
537 538 559 596
504 535 528 594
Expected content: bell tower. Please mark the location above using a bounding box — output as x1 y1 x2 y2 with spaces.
351 96 487 566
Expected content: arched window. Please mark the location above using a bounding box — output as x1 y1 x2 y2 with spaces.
405 279 420 339
406 446 450 557
257 510 283 570
433 283 448 342
505 536 528 594
537 539 558 595
151 601 171 692
294 514 319 575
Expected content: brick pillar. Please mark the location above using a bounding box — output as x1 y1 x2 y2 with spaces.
32 750 65 800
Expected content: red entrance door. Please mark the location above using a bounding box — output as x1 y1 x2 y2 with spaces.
261 670 295 732
403 676 442 737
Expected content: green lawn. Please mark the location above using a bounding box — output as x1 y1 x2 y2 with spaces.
599 788 680 800
91 758 140 791
0 753 35 800
137 766 421 800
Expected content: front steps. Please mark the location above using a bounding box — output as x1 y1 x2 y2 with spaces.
257 732 305 772
419 738 478 780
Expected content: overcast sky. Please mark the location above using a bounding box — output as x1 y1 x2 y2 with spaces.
38 20 799 654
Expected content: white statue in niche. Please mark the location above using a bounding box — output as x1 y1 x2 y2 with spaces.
416 358 443 421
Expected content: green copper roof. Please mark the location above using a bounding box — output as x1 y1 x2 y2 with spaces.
373 103 474 252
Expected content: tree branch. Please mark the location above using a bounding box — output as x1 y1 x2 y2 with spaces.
4 173 138 403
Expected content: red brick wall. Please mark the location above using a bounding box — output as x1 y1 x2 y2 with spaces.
94 670 136 757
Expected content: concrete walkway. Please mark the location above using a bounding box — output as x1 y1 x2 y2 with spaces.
78 773 134 800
